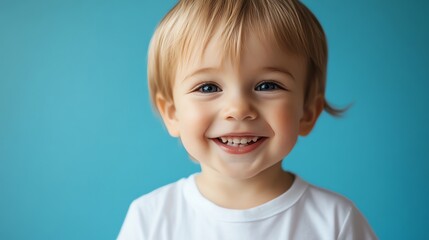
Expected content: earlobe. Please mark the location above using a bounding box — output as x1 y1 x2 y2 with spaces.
156 94 180 137
299 95 324 136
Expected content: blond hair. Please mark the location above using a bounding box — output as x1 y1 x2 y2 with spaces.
148 0 344 116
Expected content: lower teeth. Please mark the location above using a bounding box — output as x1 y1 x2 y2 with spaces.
217 138 260 147
228 143 248 147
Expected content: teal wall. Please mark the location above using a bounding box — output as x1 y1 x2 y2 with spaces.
1 0 428 239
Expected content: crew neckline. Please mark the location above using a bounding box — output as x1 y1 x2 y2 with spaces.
182 173 309 222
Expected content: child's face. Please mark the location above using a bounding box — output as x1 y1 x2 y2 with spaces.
157 33 321 180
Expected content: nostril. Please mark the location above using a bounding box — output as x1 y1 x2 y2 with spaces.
224 108 258 121
222 97 257 120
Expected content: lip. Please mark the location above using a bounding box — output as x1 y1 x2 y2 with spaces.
212 136 267 154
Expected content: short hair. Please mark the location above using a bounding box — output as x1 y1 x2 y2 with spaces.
148 0 344 116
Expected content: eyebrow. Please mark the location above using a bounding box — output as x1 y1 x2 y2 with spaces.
262 67 295 80
182 66 296 82
182 67 219 83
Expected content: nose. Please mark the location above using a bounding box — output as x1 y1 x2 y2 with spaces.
222 93 257 121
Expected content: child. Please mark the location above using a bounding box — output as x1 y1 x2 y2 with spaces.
118 0 377 239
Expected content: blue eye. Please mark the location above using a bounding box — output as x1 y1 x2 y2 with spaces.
255 81 283 91
196 83 221 93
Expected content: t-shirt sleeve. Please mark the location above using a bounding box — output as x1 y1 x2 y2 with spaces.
337 206 378 240
117 201 145 240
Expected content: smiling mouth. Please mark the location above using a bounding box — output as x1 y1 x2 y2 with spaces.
212 136 266 154
217 136 262 147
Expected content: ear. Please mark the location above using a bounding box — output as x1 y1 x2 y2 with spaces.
156 94 180 137
299 94 324 136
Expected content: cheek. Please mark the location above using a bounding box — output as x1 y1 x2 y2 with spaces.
176 100 215 143
177 101 211 126
175 102 215 162
267 105 301 158
267 101 303 132
268 103 302 159
271 114 301 145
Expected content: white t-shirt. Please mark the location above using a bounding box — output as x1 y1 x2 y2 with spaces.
118 174 377 240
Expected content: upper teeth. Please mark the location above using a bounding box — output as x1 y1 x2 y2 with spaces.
219 137 260 145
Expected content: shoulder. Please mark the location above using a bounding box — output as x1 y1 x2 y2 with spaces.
301 179 355 212
294 177 377 239
131 177 187 211
117 177 190 240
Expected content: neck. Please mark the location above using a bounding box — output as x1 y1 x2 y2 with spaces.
195 162 294 209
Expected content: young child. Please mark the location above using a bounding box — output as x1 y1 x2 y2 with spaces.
118 0 377 239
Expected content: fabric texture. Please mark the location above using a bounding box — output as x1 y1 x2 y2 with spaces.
118 174 377 240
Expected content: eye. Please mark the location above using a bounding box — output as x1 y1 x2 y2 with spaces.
255 81 285 91
195 83 222 93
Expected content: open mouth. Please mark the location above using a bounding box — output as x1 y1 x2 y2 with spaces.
217 136 262 147
213 136 266 154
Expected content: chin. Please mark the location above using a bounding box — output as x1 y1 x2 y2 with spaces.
220 167 265 181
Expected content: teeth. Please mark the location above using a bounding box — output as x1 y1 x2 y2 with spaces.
218 137 260 146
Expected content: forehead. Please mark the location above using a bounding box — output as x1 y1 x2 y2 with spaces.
176 30 308 82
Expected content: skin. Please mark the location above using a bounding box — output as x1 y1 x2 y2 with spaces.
156 32 324 209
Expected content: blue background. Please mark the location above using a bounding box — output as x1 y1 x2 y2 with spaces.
1 0 428 239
